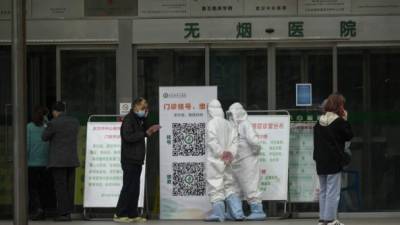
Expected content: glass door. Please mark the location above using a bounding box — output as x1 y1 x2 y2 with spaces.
338 48 400 211
137 48 206 216
210 48 268 110
58 48 117 207
276 48 333 109
0 46 12 218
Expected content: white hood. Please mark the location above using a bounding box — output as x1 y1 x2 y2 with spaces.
208 99 224 120
319 111 339 126
228 102 247 124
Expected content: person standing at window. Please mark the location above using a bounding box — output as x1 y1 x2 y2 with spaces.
27 106 49 220
313 93 353 225
42 102 80 221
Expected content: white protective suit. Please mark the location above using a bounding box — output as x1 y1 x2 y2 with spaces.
206 99 239 203
228 103 263 203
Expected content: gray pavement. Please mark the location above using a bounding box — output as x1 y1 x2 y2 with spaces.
1 218 400 225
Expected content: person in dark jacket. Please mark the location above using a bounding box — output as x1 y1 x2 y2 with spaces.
114 97 160 223
42 102 80 221
313 94 353 225
27 106 49 220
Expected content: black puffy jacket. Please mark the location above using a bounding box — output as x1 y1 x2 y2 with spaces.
120 111 149 165
313 116 353 175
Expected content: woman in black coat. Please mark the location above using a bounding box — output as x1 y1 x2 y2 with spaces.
313 93 353 225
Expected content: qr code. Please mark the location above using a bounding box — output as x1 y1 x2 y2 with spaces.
172 162 206 196
172 123 205 156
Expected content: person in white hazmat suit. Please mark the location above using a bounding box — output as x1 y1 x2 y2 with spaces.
227 102 267 221
205 99 245 222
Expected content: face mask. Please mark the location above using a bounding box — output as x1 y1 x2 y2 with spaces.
135 110 146 118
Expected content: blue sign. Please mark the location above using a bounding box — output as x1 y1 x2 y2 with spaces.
296 83 312 107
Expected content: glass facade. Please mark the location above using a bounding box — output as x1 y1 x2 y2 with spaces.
1 44 400 217
61 50 117 119
138 49 205 112
338 48 400 211
0 46 12 218
0 46 57 218
210 49 268 110
277 49 332 109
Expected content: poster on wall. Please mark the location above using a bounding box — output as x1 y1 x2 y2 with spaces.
85 0 137 17
244 0 298 16
296 83 312 107
31 0 84 18
159 86 217 220
289 120 319 202
247 114 291 201
189 0 243 17
83 122 145 208
138 0 188 17
298 0 351 15
351 0 400 15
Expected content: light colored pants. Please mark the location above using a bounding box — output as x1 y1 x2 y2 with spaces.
207 158 237 203
318 172 341 221
231 156 262 203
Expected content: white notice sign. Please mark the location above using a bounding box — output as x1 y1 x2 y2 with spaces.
244 0 298 16
248 115 291 201
138 0 188 17
289 122 319 202
84 122 145 208
119 103 132 116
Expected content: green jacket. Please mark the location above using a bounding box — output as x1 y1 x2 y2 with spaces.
27 122 49 167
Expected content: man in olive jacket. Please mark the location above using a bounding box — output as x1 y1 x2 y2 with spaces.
114 98 160 223
42 102 79 221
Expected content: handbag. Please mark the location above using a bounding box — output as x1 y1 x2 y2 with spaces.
326 126 352 167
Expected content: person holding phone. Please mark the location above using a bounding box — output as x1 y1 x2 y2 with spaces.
313 93 353 225
114 97 161 223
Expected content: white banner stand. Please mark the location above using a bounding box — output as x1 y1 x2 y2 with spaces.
247 110 291 218
83 115 147 220
159 86 217 220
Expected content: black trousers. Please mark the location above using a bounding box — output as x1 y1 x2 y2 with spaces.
28 167 47 213
51 167 76 216
116 163 142 218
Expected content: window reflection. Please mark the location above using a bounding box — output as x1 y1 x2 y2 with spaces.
210 49 268 110
61 50 117 120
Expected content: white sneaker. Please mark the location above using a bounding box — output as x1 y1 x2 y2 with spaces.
327 220 344 225
318 222 325 225
113 214 134 223
132 217 147 223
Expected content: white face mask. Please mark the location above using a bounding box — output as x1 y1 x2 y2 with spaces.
135 110 146 118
